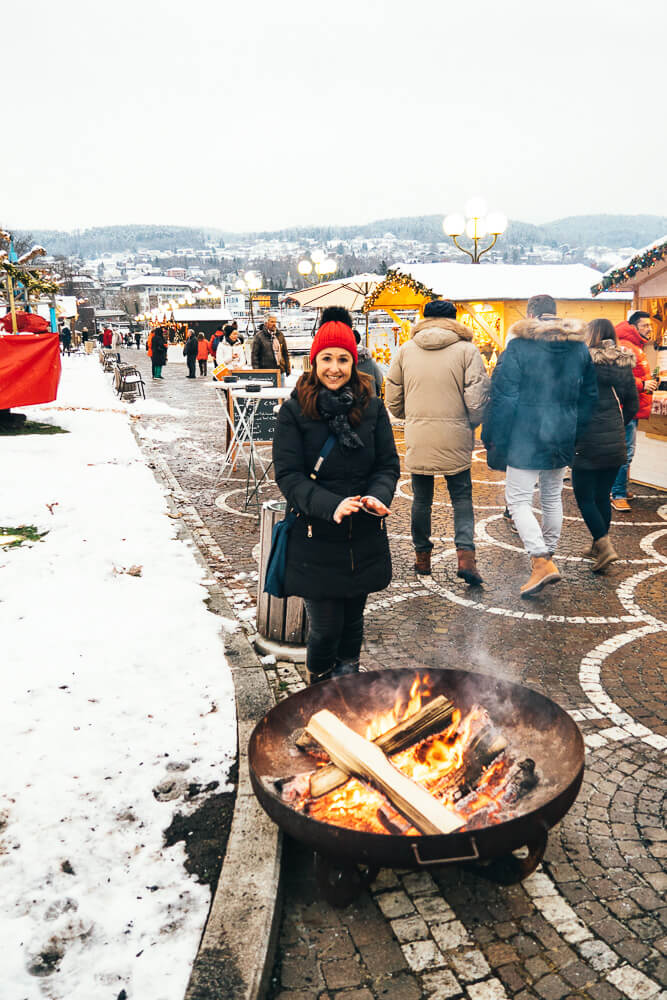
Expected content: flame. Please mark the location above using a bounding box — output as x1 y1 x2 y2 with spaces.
364 675 432 742
289 699 531 835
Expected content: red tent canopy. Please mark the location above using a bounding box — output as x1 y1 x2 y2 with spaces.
0 333 61 408
0 310 50 333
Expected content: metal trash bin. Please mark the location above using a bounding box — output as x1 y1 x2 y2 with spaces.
256 500 307 658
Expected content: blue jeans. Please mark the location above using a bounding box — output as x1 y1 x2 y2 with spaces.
611 419 637 498
411 470 475 551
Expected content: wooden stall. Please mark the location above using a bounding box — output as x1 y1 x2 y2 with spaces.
592 238 667 490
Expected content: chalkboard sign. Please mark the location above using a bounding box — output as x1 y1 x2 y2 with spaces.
226 369 283 444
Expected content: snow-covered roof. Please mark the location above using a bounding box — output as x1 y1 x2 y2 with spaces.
121 275 197 289
394 263 632 301
591 236 667 295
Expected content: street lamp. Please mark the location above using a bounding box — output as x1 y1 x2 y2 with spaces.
443 198 507 263
297 251 337 285
236 269 262 332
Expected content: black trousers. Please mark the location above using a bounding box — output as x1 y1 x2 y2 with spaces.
304 595 367 681
187 357 197 377
572 466 620 541
411 469 475 551
198 359 207 375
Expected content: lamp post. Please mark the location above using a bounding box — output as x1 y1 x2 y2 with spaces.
235 269 262 333
297 250 337 286
443 198 507 263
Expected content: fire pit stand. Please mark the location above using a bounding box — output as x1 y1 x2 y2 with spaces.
249 668 584 906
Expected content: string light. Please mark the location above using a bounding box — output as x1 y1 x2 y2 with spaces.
363 269 437 312
591 238 667 295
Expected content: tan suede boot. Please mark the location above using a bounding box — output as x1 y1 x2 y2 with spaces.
414 550 432 575
456 549 483 586
592 535 618 573
520 556 561 598
582 540 596 558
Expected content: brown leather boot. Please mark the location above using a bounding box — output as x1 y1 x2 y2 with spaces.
414 550 432 575
456 549 483 586
592 535 618 572
520 556 561 598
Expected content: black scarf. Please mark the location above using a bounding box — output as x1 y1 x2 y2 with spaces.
317 387 363 450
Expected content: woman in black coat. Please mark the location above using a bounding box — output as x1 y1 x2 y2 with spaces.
273 317 400 685
183 329 198 379
151 327 167 379
573 319 639 572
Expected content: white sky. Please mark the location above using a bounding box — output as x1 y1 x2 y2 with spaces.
3 0 665 233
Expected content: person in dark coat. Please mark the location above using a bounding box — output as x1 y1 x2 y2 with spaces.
60 324 72 356
151 327 167 379
353 327 384 396
251 315 291 374
183 329 198 378
572 319 639 572
482 294 598 597
273 317 400 685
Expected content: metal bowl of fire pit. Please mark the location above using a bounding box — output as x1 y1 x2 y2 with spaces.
249 668 584 902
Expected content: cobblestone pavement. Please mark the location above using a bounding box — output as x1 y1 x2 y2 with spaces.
119 351 666 1000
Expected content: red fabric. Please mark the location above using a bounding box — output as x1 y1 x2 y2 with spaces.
197 340 210 360
102 328 113 347
0 311 50 333
0 333 61 408
310 320 358 363
616 321 653 419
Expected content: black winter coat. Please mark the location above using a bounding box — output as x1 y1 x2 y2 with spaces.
482 317 598 470
151 330 167 366
273 390 400 600
573 341 639 470
183 334 198 359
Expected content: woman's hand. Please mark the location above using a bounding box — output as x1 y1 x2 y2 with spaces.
333 496 363 523
361 496 391 516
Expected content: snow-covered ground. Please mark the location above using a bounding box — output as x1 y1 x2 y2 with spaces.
0 357 236 999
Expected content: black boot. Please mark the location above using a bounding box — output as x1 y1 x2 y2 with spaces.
332 657 360 678
306 668 333 686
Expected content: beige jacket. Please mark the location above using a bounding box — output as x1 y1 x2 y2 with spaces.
385 317 490 475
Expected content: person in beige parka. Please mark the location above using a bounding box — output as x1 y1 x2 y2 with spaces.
385 299 490 584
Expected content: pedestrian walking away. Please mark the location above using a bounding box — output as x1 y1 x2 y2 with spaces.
252 313 291 375
134 331 141 349
60 324 72 356
183 329 198 378
273 314 400 686
102 326 113 348
196 333 209 375
150 326 167 379
353 325 385 396
482 294 598 597
610 311 659 511
572 318 639 572
385 299 490 585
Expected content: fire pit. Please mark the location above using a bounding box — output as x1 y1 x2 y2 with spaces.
249 668 584 904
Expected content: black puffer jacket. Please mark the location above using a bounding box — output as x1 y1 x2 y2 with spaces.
273 389 400 599
573 341 639 470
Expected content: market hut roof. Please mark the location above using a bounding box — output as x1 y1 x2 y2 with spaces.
366 264 630 311
590 236 667 296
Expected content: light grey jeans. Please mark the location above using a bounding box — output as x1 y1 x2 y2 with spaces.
505 466 567 558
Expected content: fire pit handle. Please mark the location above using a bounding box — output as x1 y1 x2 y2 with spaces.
411 837 479 866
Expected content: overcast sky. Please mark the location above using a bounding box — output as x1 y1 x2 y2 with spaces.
3 0 665 233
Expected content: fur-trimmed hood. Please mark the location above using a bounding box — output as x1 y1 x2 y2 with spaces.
411 316 473 350
507 316 587 343
589 339 635 367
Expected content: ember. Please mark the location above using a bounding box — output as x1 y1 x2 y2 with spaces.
284 689 539 836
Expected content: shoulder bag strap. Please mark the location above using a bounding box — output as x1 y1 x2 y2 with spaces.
309 433 337 481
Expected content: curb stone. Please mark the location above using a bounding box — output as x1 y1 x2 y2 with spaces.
135 440 283 1000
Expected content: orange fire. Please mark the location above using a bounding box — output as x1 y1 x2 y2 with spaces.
292 689 527 835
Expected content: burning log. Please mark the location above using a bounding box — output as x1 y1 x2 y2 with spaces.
306 709 464 836
427 724 507 802
309 694 455 799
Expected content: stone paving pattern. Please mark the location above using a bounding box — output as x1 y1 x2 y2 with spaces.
118 351 666 1000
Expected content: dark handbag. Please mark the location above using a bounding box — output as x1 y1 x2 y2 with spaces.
485 441 507 472
263 434 336 598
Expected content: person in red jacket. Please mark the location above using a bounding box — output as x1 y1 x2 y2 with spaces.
102 326 113 348
196 333 210 376
611 311 659 511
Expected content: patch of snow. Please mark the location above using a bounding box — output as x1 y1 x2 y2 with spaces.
0 356 236 1000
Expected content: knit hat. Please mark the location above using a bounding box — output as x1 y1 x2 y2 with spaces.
310 320 358 364
423 299 457 319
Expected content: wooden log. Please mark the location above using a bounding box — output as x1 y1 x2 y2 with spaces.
309 695 455 798
305 709 464 836
428 724 506 800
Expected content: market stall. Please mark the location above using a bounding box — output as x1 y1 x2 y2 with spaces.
364 263 631 372
592 237 667 490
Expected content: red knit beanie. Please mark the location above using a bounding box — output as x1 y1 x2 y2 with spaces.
310 320 358 364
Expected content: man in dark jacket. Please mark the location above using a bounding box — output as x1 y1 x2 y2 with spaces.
183 329 198 378
354 328 384 396
251 314 291 375
482 294 598 597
